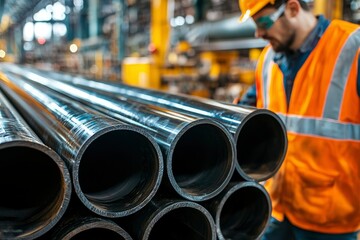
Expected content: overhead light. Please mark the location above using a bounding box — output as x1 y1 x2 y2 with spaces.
70 43 78 53
0 50 6 58
185 15 195 24
175 16 185 26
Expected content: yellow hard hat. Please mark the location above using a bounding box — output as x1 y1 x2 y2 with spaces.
239 0 276 22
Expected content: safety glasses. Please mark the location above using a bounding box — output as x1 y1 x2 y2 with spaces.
255 3 286 30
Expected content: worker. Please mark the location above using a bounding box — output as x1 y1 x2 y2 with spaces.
234 0 360 239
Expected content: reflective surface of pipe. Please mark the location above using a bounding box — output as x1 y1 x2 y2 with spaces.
0 89 71 239
204 182 271 240
83 79 286 182
50 217 132 240
2 66 236 202
0 71 163 218
21 67 287 182
38 195 133 240
122 199 216 240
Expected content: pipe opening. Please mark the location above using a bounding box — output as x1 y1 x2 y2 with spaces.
219 186 270 239
171 123 233 200
68 228 127 240
0 146 64 238
148 207 213 240
236 113 286 181
79 130 160 214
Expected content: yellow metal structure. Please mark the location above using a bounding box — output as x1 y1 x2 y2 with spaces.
313 0 343 20
249 48 262 62
0 15 11 33
122 57 161 89
176 41 192 53
122 0 169 89
0 39 15 63
151 0 170 67
95 50 103 79
200 51 242 81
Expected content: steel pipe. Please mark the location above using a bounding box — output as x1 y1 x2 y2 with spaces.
0 71 163 218
0 88 71 239
38 196 133 240
23 67 286 182
3 65 236 202
122 199 216 240
45 217 132 240
81 79 286 182
204 182 271 240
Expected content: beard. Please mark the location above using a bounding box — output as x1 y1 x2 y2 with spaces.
264 18 296 52
271 32 295 52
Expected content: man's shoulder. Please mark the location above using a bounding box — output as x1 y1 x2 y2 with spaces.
328 19 359 34
260 45 276 60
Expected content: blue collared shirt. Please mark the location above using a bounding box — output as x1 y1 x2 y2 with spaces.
240 16 360 106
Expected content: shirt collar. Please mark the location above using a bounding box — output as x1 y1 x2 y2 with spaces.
299 15 330 53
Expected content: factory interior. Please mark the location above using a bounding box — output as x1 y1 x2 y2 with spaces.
0 0 356 100
0 0 359 239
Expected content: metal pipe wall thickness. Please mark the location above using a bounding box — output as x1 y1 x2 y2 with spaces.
4 66 236 202
203 182 271 240
0 88 71 239
0 72 164 218
19 66 287 182
121 199 216 240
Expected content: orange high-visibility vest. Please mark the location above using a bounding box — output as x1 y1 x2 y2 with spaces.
256 20 360 233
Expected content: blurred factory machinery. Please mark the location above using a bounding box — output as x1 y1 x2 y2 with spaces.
0 0 356 102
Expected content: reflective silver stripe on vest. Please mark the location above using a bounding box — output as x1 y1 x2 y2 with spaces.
277 113 360 141
277 113 286 125
262 48 275 108
323 28 360 120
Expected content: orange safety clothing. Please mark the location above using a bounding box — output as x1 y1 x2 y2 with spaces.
256 20 360 233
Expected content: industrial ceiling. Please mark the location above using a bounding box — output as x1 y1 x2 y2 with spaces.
0 0 52 31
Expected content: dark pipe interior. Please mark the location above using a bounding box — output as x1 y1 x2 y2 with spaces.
148 207 213 240
0 146 63 238
69 228 126 240
219 186 269 240
237 114 286 180
79 130 160 212
172 124 233 197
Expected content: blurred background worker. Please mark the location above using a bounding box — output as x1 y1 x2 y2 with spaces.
235 0 360 239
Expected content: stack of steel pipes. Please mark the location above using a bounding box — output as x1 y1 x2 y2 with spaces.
0 63 287 240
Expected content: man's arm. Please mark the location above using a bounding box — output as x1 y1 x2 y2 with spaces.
236 84 257 106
